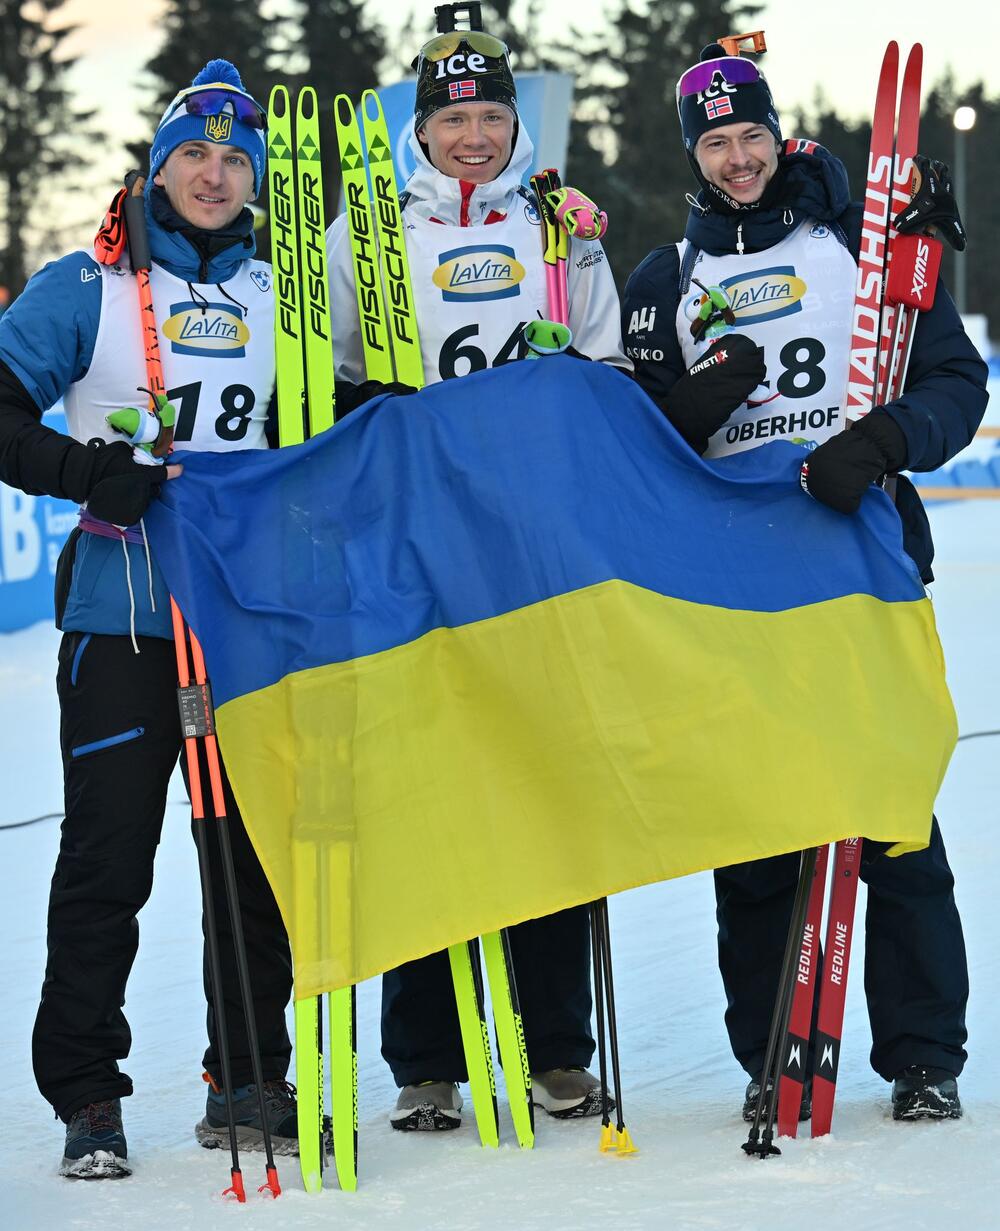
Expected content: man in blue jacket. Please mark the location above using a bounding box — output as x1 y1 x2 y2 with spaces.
0 60 316 1179
623 44 987 1122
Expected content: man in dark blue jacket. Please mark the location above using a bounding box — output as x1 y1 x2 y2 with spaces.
623 43 987 1123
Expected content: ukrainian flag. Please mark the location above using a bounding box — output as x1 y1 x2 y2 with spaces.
146 359 956 998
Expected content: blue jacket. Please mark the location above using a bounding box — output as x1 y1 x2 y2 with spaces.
0 196 260 638
623 146 989 581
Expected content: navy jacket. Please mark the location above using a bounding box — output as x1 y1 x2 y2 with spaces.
623 146 989 581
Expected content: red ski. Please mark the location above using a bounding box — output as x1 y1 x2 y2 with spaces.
811 837 863 1136
776 843 830 1137
805 42 925 1141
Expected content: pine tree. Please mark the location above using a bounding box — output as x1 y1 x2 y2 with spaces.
563 0 760 289
128 0 279 172
0 0 96 294
279 0 387 229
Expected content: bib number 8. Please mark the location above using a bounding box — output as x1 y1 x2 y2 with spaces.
775 338 826 399
168 382 258 442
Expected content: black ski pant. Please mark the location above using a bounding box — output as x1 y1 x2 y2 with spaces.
381 904 595 1087
32 632 293 1123
714 817 968 1085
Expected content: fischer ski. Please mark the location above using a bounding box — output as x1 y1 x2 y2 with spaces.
360 89 424 387
336 88 532 1149
267 82 357 1193
447 941 501 1147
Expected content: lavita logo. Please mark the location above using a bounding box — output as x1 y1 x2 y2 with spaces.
433 245 524 302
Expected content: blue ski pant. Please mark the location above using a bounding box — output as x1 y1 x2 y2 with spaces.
381 904 595 1087
715 817 968 1084
32 632 293 1122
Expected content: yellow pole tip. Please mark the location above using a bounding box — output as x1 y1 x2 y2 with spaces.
599 1123 618 1152
616 1127 638 1155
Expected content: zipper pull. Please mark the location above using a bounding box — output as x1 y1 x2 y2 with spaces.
736 223 745 256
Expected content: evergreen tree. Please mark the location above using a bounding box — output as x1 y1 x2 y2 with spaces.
563 0 759 291
0 0 96 294
128 0 279 172
279 0 388 228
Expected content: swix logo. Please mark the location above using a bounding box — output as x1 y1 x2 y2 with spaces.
627 305 656 334
911 238 930 303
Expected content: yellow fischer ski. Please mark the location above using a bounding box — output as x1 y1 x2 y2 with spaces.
268 82 357 1194
360 89 424 387
333 94 393 383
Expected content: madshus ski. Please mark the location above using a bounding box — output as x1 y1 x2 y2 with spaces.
779 40 961 1142
267 83 358 1194
334 88 533 1151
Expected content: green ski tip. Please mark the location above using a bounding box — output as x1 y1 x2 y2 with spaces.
268 133 292 159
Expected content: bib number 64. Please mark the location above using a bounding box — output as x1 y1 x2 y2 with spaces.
438 323 527 380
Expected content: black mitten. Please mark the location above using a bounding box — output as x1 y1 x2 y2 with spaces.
664 335 767 453
800 411 908 514
85 441 168 525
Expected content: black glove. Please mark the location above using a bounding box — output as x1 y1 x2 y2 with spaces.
663 335 767 453
800 411 908 514
85 441 168 525
334 378 418 420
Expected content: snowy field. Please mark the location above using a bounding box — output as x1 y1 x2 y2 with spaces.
2 501 998 1231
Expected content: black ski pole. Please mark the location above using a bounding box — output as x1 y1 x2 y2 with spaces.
743 846 818 1159
184 619 283 1197
590 902 612 1147
597 898 636 1153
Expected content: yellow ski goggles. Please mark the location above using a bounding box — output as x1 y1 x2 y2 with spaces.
417 31 509 64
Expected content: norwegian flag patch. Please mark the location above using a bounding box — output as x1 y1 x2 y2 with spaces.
449 80 477 100
704 96 733 120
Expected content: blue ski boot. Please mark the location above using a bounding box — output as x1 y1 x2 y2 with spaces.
60 1099 131 1179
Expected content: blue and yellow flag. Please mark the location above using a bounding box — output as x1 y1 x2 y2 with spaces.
145 360 956 998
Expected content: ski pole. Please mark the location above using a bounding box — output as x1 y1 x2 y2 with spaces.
530 171 563 325
590 902 613 1150
117 172 281 1198
596 898 635 1154
543 168 570 326
743 847 817 1159
775 842 829 1137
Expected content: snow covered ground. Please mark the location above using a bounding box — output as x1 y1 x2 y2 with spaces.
3 502 999 1231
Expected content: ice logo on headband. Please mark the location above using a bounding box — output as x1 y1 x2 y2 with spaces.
433 52 489 79
697 70 737 105
205 113 233 142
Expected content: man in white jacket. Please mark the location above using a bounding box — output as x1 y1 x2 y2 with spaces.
327 17 629 1132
